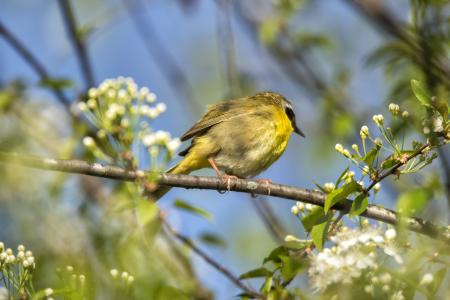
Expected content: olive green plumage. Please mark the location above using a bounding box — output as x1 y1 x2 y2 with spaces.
151 91 304 200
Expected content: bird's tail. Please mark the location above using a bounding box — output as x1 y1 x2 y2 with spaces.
150 160 191 201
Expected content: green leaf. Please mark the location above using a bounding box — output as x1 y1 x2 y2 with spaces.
137 201 159 225
427 268 446 295
397 189 429 217
261 276 273 294
381 156 398 170
324 181 361 213
239 267 272 279
301 206 326 231
311 216 331 250
39 77 74 90
0 91 14 111
335 165 350 187
279 255 307 282
263 246 289 264
331 114 354 138
435 98 449 121
295 32 332 51
199 232 226 248
174 200 212 220
313 181 327 193
411 79 432 108
363 148 379 166
259 17 282 44
350 194 368 216
137 200 161 240
284 239 312 250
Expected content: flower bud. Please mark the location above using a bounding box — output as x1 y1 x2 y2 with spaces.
83 137 96 149
385 228 396 240
335 144 344 153
323 182 335 193
372 114 384 127
110 269 119 278
373 183 381 193
44 288 53 297
360 126 369 139
388 103 400 116
420 273 433 285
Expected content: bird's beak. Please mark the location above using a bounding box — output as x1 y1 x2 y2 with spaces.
294 124 305 137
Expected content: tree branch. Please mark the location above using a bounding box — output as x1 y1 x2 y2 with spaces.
121 0 197 113
1 151 449 244
0 20 71 106
162 220 261 298
250 196 287 244
343 0 450 83
57 0 95 89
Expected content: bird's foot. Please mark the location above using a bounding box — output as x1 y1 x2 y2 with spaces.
256 178 272 195
220 174 239 191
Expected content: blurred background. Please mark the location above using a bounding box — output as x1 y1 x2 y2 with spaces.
0 0 449 299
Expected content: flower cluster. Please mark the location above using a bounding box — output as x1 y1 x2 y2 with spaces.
290 201 318 216
308 227 403 293
333 102 437 198
110 268 135 285
52 265 86 299
0 242 36 299
78 77 181 169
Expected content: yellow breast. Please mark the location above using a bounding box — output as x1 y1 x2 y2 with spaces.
272 106 294 158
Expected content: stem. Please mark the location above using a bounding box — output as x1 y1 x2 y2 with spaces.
365 142 430 193
163 220 262 298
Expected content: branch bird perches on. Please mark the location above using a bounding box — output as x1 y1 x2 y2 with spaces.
0 151 449 244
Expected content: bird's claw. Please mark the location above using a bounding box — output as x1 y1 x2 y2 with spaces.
256 179 272 195
221 174 239 191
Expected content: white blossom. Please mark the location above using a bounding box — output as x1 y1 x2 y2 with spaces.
167 138 181 153
385 228 396 240
372 114 384 127
360 126 369 139
432 115 444 133
156 102 166 114
335 144 344 153
373 183 381 193
419 273 433 285
323 182 335 193
309 227 403 291
83 137 95 148
110 269 119 278
296 201 305 211
388 103 400 116
44 288 53 296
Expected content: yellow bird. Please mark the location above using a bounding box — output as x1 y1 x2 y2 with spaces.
152 91 304 200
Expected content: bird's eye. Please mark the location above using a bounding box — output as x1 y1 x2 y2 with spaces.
285 106 295 122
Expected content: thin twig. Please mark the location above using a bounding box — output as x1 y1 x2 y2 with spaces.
0 20 70 105
215 0 240 97
343 0 450 83
162 220 262 298
121 0 197 112
250 196 286 243
0 151 449 243
365 142 430 193
57 0 95 89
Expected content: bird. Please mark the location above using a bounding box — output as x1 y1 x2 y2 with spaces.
151 91 304 200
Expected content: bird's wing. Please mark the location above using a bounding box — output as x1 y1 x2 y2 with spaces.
180 98 259 141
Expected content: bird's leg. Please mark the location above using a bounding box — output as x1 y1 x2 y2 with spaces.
208 158 238 191
256 178 272 195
